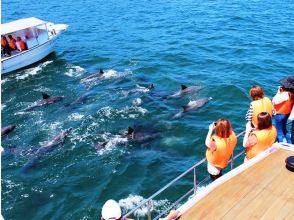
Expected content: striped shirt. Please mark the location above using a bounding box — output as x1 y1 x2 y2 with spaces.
246 104 253 122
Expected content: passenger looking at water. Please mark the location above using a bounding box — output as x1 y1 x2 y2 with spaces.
245 85 273 129
272 80 294 143
101 199 133 220
16 37 27 51
244 112 277 160
205 118 237 181
1 35 11 56
8 34 17 51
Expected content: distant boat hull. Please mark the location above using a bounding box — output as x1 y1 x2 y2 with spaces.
1 39 56 74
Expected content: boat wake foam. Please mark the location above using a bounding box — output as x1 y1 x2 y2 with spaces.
16 61 53 80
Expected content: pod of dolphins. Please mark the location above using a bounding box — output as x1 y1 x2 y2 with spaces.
2 69 210 173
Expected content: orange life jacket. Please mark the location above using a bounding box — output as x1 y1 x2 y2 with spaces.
1 37 7 47
20 40 26 50
274 92 293 114
246 126 277 160
9 38 16 49
206 132 237 169
251 97 273 127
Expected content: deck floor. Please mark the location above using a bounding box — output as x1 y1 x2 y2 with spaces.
180 148 294 220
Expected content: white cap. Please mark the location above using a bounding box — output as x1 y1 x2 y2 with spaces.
101 199 122 220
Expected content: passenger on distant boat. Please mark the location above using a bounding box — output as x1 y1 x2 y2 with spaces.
8 34 17 50
1 35 11 56
16 37 27 51
272 81 294 143
205 118 237 181
245 85 273 129
101 199 133 220
244 112 277 160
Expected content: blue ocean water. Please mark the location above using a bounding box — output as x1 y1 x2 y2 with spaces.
1 0 294 219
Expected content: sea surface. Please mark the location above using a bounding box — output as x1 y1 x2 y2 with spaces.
1 0 294 219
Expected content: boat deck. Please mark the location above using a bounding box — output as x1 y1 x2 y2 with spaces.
180 148 294 219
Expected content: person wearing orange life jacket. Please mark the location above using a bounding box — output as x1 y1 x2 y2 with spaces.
1 35 11 56
16 37 27 51
205 118 237 181
245 85 273 129
244 112 277 160
272 82 294 143
8 34 17 51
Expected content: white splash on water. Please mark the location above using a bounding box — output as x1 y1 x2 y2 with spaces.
122 84 151 96
101 69 118 79
96 133 128 155
82 69 132 83
16 61 53 80
68 113 84 121
119 194 170 217
64 65 86 77
1 104 6 110
97 105 148 121
132 98 142 106
1 77 10 84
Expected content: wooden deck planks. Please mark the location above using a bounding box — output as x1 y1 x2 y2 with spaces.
180 149 294 220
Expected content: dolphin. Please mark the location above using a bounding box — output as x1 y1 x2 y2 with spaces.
125 125 160 143
122 84 154 96
1 124 16 137
165 85 202 99
95 125 159 150
173 97 211 119
25 93 64 111
21 128 72 172
82 69 105 82
65 93 91 108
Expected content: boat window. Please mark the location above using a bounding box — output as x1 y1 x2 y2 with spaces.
25 28 38 49
35 24 49 44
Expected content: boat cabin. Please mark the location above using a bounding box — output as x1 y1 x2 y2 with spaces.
1 17 54 58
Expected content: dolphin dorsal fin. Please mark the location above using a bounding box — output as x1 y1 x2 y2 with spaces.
42 93 50 99
99 69 104 74
127 127 134 135
182 105 188 112
181 85 187 90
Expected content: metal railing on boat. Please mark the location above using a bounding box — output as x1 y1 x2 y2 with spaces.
123 130 246 220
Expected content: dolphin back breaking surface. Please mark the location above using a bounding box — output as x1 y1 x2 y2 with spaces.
173 97 211 119
21 128 72 173
1 124 16 137
24 93 64 111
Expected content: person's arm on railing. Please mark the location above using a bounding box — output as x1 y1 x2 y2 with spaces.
243 122 253 147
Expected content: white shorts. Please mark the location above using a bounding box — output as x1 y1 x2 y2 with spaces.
207 162 221 175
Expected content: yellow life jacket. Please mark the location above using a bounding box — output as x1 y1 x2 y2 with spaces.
274 93 293 114
251 97 273 127
206 132 237 169
246 126 277 160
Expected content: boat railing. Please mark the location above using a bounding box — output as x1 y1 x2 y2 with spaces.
123 130 246 220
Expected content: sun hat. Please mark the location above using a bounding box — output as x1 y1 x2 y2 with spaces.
279 76 294 90
101 199 121 220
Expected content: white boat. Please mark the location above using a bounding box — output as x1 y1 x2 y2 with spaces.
1 17 68 74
